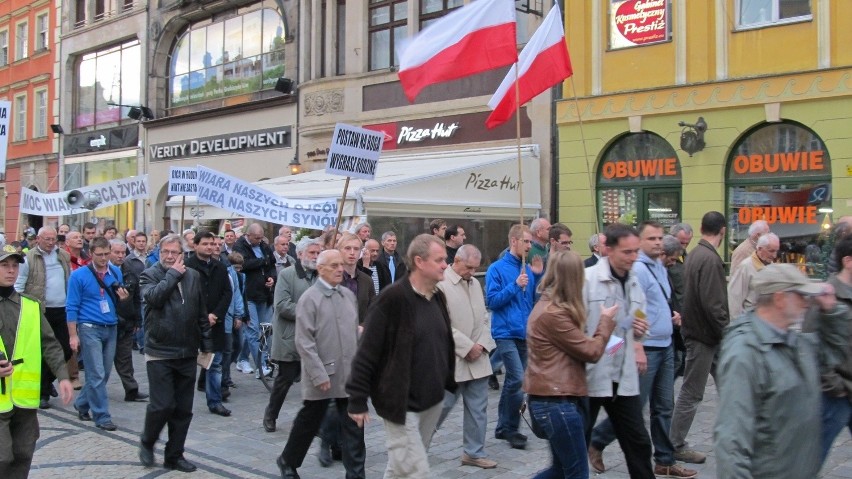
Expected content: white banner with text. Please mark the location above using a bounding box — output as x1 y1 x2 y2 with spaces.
195 166 338 228
20 175 150 216
168 167 198 196
326 123 384 180
0 101 10 174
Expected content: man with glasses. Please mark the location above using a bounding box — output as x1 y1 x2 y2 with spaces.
547 223 574 259
716 264 843 478
15 226 72 409
67 237 129 431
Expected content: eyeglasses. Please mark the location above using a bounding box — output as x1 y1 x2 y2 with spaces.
559 240 574 246
161 249 182 257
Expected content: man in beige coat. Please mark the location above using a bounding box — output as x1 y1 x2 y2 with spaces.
276 250 365 479
727 233 779 319
434 245 498 469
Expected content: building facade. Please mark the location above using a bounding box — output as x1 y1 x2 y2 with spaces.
558 0 852 272
0 0 59 238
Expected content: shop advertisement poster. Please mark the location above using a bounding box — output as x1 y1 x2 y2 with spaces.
194 165 339 229
326 123 384 180
610 0 669 50
20 175 150 216
0 100 10 174
168 167 198 196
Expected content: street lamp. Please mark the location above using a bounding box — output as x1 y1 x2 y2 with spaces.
289 156 302 175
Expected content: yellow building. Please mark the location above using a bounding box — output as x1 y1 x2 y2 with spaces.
557 0 851 267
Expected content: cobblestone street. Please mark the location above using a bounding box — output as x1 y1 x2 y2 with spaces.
28 352 852 478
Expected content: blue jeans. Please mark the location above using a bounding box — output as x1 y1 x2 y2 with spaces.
436 376 490 458
240 301 270 369
820 393 852 465
205 352 224 408
529 397 588 479
592 345 675 465
494 338 527 437
74 323 117 426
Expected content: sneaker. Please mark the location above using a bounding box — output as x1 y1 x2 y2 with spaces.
255 366 272 379
588 445 605 473
655 463 698 478
236 360 254 374
673 449 706 464
461 453 497 469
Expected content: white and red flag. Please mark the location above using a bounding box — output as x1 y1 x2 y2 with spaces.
486 3 572 129
397 0 517 102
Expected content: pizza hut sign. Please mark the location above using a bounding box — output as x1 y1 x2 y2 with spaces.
610 0 669 49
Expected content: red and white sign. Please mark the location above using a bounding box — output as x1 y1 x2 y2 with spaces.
610 0 669 49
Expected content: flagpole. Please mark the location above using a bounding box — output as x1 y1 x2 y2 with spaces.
514 63 527 272
569 76 597 233
180 195 186 230
335 177 351 231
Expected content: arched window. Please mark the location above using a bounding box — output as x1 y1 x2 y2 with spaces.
170 8 286 107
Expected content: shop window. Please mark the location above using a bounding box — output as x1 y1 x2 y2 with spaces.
726 121 831 276
74 40 141 132
597 132 682 229
0 30 8 66
36 11 49 52
63 157 137 231
15 21 28 60
369 0 407 71
420 0 462 29
34 89 47 138
737 0 811 28
169 8 286 108
13 94 26 141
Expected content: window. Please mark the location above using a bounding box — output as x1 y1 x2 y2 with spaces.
369 0 407 70
0 30 8 66
36 12 49 51
75 40 141 131
419 0 462 29
15 21 28 60
169 8 286 107
34 89 47 138
14 94 26 141
738 0 811 27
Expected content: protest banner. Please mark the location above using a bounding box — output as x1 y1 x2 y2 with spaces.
168 167 198 195
19 175 150 216
0 101 10 174
326 123 384 181
195 166 338 229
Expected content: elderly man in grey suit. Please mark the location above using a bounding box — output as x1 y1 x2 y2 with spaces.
434 244 498 469
276 250 365 479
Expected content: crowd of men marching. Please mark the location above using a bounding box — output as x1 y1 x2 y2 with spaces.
0 213 851 479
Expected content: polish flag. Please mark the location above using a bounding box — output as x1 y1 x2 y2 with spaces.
486 4 573 129
397 0 517 102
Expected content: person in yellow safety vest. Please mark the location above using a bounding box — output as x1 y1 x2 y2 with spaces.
0 244 74 478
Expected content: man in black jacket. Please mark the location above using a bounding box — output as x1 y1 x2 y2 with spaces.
375 231 407 291
138 234 212 473
232 224 276 377
185 231 233 417
107 239 147 403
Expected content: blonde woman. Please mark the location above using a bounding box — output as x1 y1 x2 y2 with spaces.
524 251 617 479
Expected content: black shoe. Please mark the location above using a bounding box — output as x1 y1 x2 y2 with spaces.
139 443 154 467
197 384 205 392
125 392 149 402
277 456 300 479
96 422 117 431
39 397 51 409
164 457 197 473
263 417 276 432
132 342 139 351
507 432 527 450
222 388 231 400
488 375 500 390
138 347 144 355
224 380 236 388
318 442 333 467
74 405 92 421
209 404 231 417
49 384 58 397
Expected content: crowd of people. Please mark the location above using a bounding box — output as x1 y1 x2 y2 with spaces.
0 213 851 479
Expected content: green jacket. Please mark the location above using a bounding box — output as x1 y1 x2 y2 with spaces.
715 308 844 478
803 275 852 399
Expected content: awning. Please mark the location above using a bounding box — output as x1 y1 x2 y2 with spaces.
166 145 541 220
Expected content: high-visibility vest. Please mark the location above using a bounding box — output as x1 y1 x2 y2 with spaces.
0 297 43 412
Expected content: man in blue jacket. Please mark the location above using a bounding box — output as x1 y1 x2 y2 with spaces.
485 224 542 449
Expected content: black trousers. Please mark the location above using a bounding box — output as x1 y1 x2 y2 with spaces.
113 327 139 395
0 408 39 479
141 357 196 462
265 360 300 420
41 307 71 398
280 397 366 479
584 386 654 479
